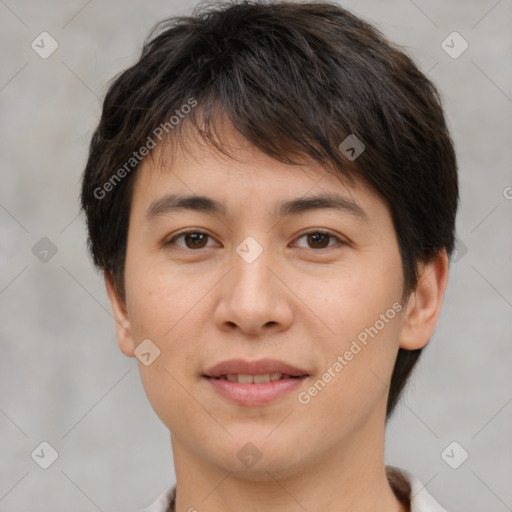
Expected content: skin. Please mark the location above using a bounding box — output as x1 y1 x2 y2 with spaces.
106 121 449 512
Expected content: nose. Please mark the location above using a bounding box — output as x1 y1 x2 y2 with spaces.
213 242 294 337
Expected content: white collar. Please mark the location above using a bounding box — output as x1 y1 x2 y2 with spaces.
405 470 449 512
138 467 449 512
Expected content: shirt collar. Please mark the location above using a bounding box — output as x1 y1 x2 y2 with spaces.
139 467 449 512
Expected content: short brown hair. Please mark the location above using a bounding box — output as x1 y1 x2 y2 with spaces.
80 0 459 419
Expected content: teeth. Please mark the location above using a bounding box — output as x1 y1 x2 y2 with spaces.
253 374 270 383
221 373 288 383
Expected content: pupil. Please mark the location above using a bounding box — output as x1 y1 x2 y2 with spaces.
186 233 206 248
308 233 328 248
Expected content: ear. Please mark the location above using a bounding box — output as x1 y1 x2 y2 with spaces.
104 272 136 357
398 249 450 350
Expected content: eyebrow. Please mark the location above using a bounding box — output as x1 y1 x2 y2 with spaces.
145 193 369 224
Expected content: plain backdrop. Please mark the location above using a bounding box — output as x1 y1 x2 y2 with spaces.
0 0 511 511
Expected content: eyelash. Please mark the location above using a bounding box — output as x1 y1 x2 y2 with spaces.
164 229 346 251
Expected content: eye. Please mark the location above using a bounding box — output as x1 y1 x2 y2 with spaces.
164 229 345 251
293 230 344 250
165 230 216 250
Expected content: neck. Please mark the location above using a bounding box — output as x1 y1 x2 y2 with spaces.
170 407 407 512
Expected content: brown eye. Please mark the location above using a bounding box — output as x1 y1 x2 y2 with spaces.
294 231 343 250
166 231 213 249
307 232 330 249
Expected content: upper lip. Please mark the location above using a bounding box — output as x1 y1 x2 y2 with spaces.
203 358 309 378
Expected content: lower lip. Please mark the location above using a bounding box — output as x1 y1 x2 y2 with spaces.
204 376 308 406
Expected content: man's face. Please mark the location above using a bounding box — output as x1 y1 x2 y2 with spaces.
116 125 410 478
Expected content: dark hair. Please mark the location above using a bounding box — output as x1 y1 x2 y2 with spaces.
80 0 459 420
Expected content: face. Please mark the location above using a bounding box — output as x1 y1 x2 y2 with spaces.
107 123 443 480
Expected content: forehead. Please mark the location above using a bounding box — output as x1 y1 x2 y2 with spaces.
130 121 385 224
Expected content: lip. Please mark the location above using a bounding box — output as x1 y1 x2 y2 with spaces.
203 358 309 378
202 358 310 406
204 376 308 406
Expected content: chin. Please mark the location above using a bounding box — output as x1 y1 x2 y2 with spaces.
223 457 305 483
206 438 308 481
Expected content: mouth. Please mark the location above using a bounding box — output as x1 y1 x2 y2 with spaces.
205 373 307 384
202 358 310 406
203 357 310 380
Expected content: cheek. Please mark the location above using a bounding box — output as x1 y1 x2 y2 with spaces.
124 261 209 417
294 263 403 417
126 261 188 338
297 258 402 343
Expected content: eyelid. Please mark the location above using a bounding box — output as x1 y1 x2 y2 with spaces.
164 228 218 248
292 229 346 249
164 228 347 250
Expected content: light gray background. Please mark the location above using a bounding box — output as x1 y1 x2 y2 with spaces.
1 0 511 510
